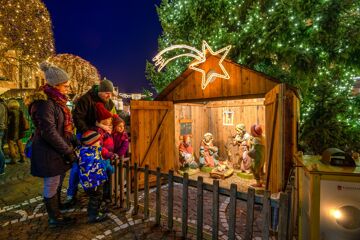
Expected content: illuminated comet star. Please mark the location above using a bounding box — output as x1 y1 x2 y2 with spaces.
153 40 232 90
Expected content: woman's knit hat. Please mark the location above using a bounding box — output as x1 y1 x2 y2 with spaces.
95 102 113 121
40 62 69 87
81 130 101 146
251 124 263 137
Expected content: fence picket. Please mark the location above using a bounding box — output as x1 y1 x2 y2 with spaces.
182 172 189 238
228 184 237 240
156 167 161 225
245 187 255 240
262 190 271 240
113 157 119 206
125 162 131 210
278 192 289 240
168 170 174 230
197 176 203 240
212 180 219 240
133 163 138 215
144 165 149 219
119 159 124 208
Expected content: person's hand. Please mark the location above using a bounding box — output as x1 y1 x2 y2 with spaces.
64 151 78 165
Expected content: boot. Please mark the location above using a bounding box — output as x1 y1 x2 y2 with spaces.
88 189 107 223
61 196 77 209
44 193 75 228
57 190 66 211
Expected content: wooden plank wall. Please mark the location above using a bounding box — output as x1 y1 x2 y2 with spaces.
207 99 265 160
161 55 278 102
174 99 265 164
174 104 209 162
131 101 175 186
264 84 284 193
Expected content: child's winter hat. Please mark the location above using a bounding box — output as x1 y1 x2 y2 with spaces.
39 62 69 87
113 114 125 127
251 124 262 137
95 102 113 122
81 130 101 146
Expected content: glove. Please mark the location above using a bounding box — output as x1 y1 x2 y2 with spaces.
64 151 78 165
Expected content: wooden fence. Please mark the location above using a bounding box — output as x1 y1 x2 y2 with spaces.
110 158 292 240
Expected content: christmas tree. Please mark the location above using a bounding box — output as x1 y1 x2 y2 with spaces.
147 0 360 154
0 0 54 74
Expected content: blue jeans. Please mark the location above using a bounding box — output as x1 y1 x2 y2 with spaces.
43 174 65 198
66 162 80 198
0 131 5 174
66 133 82 198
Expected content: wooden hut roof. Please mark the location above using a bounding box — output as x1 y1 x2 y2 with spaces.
155 55 289 102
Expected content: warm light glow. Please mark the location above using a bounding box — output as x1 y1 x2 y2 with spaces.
331 209 342 220
153 44 204 72
189 41 231 90
153 40 231 90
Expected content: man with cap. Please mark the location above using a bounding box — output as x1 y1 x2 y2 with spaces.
63 78 117 208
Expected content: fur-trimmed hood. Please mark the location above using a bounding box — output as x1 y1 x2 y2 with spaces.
27 90 48 106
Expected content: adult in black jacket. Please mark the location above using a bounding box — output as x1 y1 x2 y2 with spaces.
63 79 115 209
72 79 116 135
29 62 77 228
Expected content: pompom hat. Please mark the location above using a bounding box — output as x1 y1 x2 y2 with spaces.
95 102 113 121
40 62 69 86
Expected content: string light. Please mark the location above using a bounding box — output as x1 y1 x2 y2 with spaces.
0 0 54 80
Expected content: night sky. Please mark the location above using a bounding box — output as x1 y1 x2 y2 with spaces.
43 0 162 93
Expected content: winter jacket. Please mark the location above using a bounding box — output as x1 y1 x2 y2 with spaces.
29 91 73 177
94 126 115 160
113 131 129 157
72 85 116 135
78 145 107 190
0 100 7 130
7 108 28 140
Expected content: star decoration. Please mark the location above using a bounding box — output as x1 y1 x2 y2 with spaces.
189 41 232 90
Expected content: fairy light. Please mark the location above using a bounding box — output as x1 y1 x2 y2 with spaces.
0 0 54 80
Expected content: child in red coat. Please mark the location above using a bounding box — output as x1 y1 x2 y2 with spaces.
93 102 116 203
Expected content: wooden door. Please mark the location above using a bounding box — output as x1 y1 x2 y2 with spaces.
130 100 175 187
264 84 285 193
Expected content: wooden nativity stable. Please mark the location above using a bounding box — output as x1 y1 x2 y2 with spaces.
130 54 300 193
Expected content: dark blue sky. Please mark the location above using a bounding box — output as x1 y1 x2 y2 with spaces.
43 0 162 93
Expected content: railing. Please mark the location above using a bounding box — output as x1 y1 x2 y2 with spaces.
110 158 292 240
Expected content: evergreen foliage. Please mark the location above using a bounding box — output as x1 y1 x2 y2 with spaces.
147 0 360 154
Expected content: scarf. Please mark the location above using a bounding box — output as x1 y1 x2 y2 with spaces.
41 84 74 137
96 122 113 134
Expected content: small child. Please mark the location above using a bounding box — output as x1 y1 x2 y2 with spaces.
112 115 129 158
94 102 117 203
78 130 108 223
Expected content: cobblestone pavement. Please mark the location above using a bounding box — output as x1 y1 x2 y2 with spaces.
0 163 186 240
0 162 276 239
